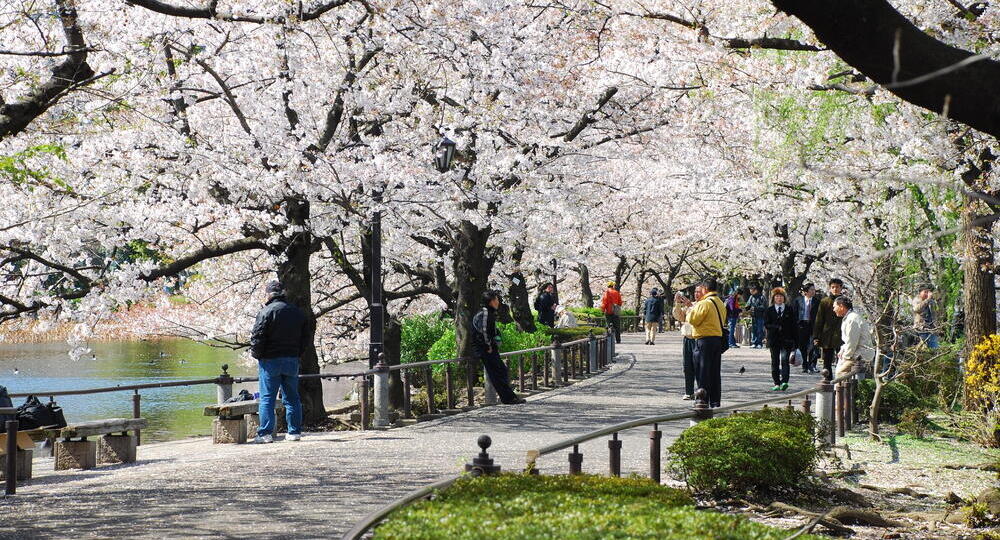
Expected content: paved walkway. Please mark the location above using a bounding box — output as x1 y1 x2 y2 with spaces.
0 333 823 539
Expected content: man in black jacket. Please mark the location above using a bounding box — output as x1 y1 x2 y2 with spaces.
473 290 525 404
764 288 797 391
250 280 311 443
534 284 557 327
792 283 820 373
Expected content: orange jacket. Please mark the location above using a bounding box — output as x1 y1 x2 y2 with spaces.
600 288 623 315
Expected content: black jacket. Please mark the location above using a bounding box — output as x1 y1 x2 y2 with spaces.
534 292 556 325
250 296 311 359
764 304 797 349
472 306 499 353
793 295 819 327
643 296 664 323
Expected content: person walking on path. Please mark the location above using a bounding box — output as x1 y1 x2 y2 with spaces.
747 285 767 348
601 281 623 344
672 289 702 400
764 287 797 391
250 280 309 443
793 283 820 373
534 283 557 328
687 277 727 408
834 296 875 378
473 290 525 405
643 288 664 345
813 278 845 375
724 290 743 349
912 285 939 349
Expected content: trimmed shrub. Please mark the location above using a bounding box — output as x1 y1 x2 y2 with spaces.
567 306 604 318
895 341 963 408
854 379 924 423
374 474 821 540
669 410 817 494
544 326 605 342
401 314 451 366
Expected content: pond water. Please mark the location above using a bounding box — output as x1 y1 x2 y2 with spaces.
0 340 249 442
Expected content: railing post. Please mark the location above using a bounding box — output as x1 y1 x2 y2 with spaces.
444 364 455 410
815 370 836 445
607 333 615 364
402 370 413 419
836 381 846 437
518 355 525 392
543 351 551 387
531 352 538 390
568 345 577 380
551 344 564 387
132 390 142 446
466 358 476 409
691 389 714 426
848 377 857 428
216 363 233 404
802 394 812 415
373 354 391 429
649 423 662 484
5 419 17 495
484 364 498 406
588 333 598 372
424 366 437 415
568 444 583 475
359 376 370 430
608 432 622 477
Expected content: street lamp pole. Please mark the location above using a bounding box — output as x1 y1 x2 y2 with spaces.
551 258 558 305
369 194 384 369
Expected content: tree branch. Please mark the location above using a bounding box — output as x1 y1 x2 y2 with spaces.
140 238 269 281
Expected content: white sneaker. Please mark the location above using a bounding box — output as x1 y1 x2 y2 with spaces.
286 434 301 442
252 434 274 444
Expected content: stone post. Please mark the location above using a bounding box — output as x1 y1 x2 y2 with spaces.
588 332 598 372
815 369 836 445
373 353 391 429
551 344 564 387
216 363 233 404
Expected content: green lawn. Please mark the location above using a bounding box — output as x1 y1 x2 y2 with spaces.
374 474 821 540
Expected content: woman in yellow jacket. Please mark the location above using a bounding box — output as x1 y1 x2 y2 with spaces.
686 277 727 408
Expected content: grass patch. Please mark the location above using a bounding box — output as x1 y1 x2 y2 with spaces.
374 474 820 539
841 432 1000 468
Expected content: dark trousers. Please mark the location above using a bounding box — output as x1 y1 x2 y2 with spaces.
795 321 813 371
694 336 723 407
479 349 519 403
821 347 838 375
751 316 765 346
682 337 698 396
770 346 791 385
605 314 621 343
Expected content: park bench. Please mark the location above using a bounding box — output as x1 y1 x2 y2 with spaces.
46 418 147 470
204 400 284 444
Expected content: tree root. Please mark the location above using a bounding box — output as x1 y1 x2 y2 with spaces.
768 501 905 534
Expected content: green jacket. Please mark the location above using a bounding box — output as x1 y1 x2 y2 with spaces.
812 294 843 349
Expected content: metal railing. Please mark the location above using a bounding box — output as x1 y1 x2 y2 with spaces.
343 366 863 539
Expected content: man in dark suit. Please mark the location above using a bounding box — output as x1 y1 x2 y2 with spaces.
813 278 845 376
765 288 798 390
793 283 820 373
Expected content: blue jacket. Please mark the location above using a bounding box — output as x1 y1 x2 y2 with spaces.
643 296 664 323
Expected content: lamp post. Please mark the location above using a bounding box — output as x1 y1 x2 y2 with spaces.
551 258 558 305
369 192 384 369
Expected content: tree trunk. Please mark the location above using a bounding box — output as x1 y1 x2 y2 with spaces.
452 221 495 384
634 268 647 313
578 263 594 308
506 246 536 332
384 316 404 409
962 195 997 355
277 197 325 425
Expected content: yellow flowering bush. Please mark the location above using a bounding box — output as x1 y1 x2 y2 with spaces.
966 334 1000 408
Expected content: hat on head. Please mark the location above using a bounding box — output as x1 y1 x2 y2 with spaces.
918 284 935 292
266 279 285 295
607 281 616 287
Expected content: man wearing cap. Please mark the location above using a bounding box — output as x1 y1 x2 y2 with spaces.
601 281 624 344
912 284 939 349
249 279 310 443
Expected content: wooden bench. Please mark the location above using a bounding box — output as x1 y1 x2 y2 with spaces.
46 418 147 470
204 400 284 444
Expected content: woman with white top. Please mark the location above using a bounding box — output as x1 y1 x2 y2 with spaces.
672 289 702 400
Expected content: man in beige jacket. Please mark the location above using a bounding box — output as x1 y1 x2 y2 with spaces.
833 296 875 379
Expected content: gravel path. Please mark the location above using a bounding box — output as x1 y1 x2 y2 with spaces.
1 332 808 539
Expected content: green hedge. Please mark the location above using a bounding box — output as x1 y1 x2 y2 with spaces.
544 326 605 342
374 474 820 540
401 314 451 366
669 408 817 495
854 379 925 423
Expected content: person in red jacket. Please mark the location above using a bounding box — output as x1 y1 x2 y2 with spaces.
601 281 623 344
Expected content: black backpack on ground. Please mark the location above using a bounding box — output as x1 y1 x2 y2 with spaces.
224 389 255 403
15 395 67 430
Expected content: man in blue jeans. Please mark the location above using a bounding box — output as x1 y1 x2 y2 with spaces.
250 280 310 443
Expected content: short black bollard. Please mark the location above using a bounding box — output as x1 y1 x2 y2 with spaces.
5 419 17 496
649 423 662 484
466 435 501 476
608 432 622 477
132 390 142 446
568 444 583 475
